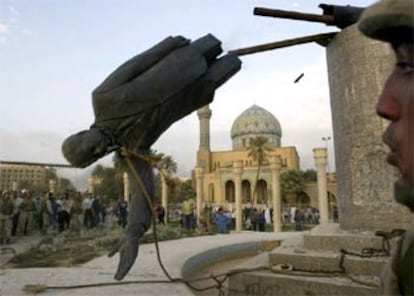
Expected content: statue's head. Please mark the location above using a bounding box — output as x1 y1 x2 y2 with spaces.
61 128 113 168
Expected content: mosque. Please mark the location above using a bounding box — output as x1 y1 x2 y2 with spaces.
194 104 337 214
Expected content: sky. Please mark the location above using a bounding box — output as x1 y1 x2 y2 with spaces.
0 0 375 186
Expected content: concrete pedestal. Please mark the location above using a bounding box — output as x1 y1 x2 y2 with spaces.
326 24 413 231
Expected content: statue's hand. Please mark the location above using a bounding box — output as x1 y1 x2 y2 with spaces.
108 233 139 280
62 34 241 168
92 34 241 147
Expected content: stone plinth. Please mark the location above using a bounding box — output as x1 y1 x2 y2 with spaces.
326 24 413 231
229 271 377 296
228 225 383 295
269 250 386 277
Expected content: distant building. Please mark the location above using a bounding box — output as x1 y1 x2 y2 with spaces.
0 163 47 191
194 104 337 215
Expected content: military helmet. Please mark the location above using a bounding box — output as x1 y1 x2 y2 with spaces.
359 0 414 42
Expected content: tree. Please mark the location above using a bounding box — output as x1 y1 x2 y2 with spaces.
281 170 305 198
247 136 271 205
157 154 177 176
179 179 195 201
92 165 123 200
45 167 57 180
92 164 105 179
303 169 317 182
58 177 76 192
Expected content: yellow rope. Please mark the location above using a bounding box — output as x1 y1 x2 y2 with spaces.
119 147 174 282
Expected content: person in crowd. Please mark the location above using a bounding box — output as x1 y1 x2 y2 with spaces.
258 210 266 232
40 193 53 234
249 208 258 231
104 202 115 228
264 206 272 225
34 193 45 231
18 191 36 235
70 193 84 233
82 193 94 229
57 193 71 232
155 203 165 225
294 209 303 231
117 196 128 229
213 207 231 234
101 196 108 227
11 191 23 236
0 191 15 245
91 195 102 228
181 198 195 231
201 203 212 232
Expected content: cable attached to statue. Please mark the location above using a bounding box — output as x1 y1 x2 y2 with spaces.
61 34 241 280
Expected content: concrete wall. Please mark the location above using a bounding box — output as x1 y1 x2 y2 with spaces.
326 25 413 231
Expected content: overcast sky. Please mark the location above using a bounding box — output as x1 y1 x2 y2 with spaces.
0 0 374 184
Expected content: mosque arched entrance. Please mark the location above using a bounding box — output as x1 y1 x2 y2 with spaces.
225 180 235 203
256 179 268 204
296 192 311 208
242 180 251 203
328 191 338 221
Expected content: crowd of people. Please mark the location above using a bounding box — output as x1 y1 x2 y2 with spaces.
172 197 327 235
1 188 337 245
0 189 130 246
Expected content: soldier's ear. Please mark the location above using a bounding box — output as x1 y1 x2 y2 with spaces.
62 128 112 168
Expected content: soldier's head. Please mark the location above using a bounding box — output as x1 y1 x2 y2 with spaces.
359 0 414 211
2 190 10 200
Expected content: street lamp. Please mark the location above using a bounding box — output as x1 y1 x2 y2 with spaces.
322 136 331 172
322 136 331 148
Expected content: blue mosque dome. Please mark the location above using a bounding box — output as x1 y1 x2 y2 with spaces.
230 104 282 150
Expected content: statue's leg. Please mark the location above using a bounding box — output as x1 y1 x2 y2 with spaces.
109 151 154 280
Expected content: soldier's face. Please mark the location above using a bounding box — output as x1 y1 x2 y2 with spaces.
376 42 414 211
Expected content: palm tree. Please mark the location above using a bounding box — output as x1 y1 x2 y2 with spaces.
247 136 271 206
158 155 177 176
92 164 105 178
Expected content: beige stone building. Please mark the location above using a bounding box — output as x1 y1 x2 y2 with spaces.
194 104 338 215
0 163 47 191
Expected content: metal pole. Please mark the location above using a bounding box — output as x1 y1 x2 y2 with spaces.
229 32 336 56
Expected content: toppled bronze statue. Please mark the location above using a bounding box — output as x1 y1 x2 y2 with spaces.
62 34 241 280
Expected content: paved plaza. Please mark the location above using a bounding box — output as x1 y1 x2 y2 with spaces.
0 231 300 296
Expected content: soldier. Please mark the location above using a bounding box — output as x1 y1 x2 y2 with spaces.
358 0 413 295
70 193 84 234
11 191 23 236
0 191 15 245
19 191 37 235
40 192 53 234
